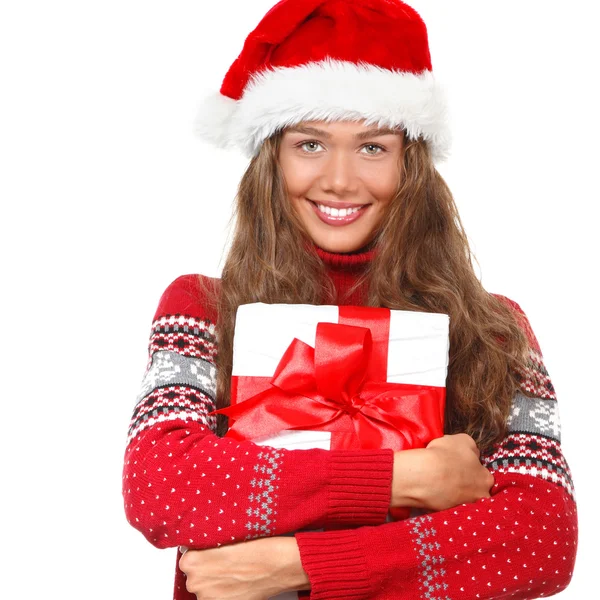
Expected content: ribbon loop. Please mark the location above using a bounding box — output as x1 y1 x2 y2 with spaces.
271 337 316 395
314 322 372 405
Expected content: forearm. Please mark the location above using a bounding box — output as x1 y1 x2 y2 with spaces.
123 275 396 550
296 471 577 600
125 420 394 549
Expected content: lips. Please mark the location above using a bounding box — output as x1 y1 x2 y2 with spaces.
307 199 370 227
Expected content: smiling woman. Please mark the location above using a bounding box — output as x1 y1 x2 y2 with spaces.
122 1 578 599
279 121 406 253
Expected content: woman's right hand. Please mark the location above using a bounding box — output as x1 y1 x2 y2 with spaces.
391 433 495 513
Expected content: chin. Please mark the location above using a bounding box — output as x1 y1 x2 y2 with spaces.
314 235 369 254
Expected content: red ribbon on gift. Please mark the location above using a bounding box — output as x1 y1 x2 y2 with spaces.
210 306 445 452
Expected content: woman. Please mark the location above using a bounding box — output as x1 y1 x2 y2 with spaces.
122 1 578 598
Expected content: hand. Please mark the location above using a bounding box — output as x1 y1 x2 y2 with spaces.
391 434 495 512
178 536 310 599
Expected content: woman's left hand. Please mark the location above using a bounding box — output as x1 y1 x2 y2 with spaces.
178 535 310 599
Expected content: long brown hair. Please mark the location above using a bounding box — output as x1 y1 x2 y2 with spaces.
201 129 533 454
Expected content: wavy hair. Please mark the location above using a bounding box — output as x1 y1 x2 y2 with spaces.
200 128 533 454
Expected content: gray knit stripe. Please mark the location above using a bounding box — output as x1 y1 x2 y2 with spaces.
506 391 561 442
136 350 216 403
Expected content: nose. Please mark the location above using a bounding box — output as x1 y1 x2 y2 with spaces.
319 150 360 196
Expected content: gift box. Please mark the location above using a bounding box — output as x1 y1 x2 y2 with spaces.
210 303 449 600
212 303 450 520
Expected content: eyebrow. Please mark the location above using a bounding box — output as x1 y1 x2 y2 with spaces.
285 124 402 141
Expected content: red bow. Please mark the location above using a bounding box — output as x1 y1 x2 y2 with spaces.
211 321 444 451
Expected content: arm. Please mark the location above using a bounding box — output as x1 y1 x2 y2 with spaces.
122 274 394 550
175 437 493 599
294 299 578 599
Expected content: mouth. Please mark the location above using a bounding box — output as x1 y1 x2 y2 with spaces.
307 199 371 227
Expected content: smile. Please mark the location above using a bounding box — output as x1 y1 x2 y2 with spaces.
307 199 370 227
316 204 361 217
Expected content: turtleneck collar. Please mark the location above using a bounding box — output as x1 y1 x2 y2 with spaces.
313 244 375 305
314 244 376 272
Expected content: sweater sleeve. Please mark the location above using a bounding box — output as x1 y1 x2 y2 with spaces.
295 297 578 600
122 274 394 551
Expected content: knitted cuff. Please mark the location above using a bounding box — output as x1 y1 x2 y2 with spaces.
295 529 371 600
326 449 393 526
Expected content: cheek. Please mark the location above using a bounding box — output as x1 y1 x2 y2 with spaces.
289 196 306 217
366 173 399 223
368 167 400 198
280 151 324 193
279 152 306 188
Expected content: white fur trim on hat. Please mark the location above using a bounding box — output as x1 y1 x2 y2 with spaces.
194 58 451 162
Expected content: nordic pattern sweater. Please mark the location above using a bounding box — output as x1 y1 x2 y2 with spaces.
122 247 577 599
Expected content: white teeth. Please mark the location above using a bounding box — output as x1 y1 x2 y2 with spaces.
317 204 361 217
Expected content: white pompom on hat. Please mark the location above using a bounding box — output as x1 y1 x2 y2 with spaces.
194 0 451 162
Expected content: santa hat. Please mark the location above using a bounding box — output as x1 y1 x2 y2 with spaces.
194 0 450 162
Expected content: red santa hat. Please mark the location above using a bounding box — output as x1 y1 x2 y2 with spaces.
194 0 450 162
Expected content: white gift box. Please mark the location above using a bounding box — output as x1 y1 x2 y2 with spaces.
232 302 450 450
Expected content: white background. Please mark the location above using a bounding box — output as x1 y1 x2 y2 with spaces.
1 1 597 597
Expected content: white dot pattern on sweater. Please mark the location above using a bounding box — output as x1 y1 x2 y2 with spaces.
430 480 577 598
124 430 285 548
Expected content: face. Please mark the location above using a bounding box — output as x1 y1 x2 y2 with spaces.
277 119 405 253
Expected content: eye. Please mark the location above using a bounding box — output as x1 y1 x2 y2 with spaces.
361 144 385 156
298 141 323 154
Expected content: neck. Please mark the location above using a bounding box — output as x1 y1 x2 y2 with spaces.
314 245 375 305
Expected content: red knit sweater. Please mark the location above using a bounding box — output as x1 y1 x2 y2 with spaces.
122 247 577 599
